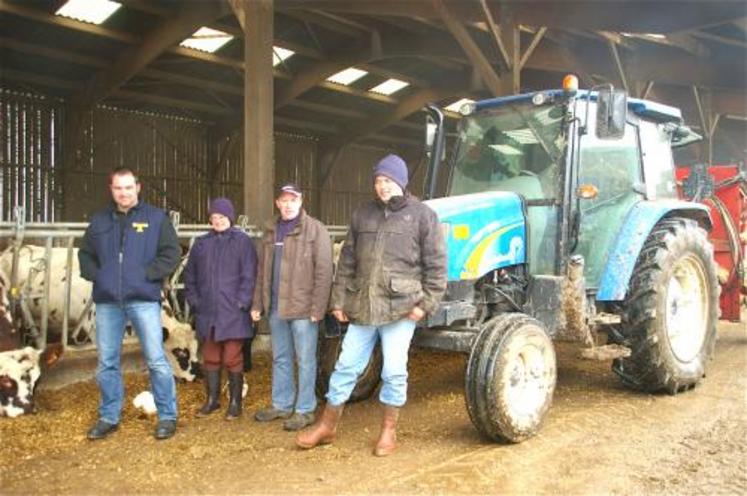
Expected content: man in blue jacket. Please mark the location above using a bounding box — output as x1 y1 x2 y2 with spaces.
79 167 181 440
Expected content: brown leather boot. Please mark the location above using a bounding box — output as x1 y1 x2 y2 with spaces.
373 405 400 457
295 404 344 449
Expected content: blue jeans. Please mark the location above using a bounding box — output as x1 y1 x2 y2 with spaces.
326 319 416 407
95 301 177 424
268 312 319 414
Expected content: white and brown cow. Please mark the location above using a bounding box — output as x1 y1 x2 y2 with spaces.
0 344 61 418
0 270 22 352
0 347 40 417
0 246 200 382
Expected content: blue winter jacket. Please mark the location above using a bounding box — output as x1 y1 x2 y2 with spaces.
79 202 181 304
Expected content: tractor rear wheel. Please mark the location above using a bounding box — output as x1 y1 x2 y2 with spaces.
316 322 382 403
614 217 719 394
465 313 556 443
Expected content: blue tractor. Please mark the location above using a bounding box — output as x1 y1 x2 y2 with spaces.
319 79 719 444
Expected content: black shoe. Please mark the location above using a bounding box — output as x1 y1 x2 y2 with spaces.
196 370 221 418
87 420 118 440
225 372 244 421
154 420 177 440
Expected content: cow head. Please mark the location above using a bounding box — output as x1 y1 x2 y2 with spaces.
161 316 201 383
0 347 42 417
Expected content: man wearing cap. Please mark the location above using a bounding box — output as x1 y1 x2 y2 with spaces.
184 197 258 420
252 183 333 431
79 167 181 440
296 154 446 456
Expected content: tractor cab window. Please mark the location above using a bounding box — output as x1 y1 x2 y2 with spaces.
450 103 567 275
574 103 644 287
450 103 566 200
639 120 678 200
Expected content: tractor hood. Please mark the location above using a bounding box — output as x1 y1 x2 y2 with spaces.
425 191 527 281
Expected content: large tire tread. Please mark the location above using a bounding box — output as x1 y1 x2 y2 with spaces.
466 313 556 443
613 217 719 394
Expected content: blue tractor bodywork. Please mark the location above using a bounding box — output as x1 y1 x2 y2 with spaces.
596 201 711 301
425 192 527 281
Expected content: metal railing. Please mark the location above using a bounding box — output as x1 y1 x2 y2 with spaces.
0 206 348 352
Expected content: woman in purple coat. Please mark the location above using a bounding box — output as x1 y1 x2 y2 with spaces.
184 198 258 420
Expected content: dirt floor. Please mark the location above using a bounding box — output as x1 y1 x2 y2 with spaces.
1 319 745 495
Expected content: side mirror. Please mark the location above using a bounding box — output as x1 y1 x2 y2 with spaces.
596 88 627 139
425 117 438 152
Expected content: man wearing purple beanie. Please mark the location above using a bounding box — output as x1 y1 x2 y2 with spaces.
297 154 447 456
184 197 258 420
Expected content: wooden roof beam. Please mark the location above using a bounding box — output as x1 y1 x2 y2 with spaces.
690 30 747 49
479 0 511 70
326 84 461 149
69 1 228 108
277 1 747 34
433 0 503 96
278 8 372 37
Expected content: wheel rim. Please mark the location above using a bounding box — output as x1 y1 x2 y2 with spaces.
504 338 551 418
665 254 709 363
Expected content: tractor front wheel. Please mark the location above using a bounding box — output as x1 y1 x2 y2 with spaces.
465 313 557 443
614 217 719 394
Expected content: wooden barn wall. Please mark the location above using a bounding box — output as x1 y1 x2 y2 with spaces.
238 134 425 226
1 90 62 222
2 89 424 226
71 106 219 224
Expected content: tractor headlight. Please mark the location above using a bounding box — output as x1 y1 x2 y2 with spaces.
459 102 476 116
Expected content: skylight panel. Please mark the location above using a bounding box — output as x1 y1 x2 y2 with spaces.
444 98 475 113
369 78 409 95
327 68 368 86
56 0 121 25
273 46 295 66
180 27 233 54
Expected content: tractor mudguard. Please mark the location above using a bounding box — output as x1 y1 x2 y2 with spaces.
596 200 711 301
425 192 527 281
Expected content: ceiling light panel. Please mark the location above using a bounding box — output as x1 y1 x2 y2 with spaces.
56 0 121 25
326 67 368 86
369 78 409 95
273 46 295 66
180 27 233 54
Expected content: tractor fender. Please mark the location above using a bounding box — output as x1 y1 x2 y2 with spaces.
596 200 711 301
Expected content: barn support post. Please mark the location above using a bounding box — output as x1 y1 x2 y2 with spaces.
61 236 74 351
242 0 275 224
39 236 53 349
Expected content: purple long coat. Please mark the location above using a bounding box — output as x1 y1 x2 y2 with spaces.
183 227 258 342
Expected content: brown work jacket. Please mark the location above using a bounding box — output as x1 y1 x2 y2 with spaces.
331 194 447 326
252 211 333 321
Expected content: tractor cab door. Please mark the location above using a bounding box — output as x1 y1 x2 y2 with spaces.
571 101 645 288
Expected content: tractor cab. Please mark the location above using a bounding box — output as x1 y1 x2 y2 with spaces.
424 77 704 294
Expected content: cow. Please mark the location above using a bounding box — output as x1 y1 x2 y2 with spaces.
0 246 201 382
0 344 62 418
161 303 201 382
0 270 22 352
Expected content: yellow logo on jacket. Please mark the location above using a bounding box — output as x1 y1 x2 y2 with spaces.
132 222 149 233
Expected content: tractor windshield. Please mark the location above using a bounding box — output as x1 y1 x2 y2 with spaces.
450 103 566 201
